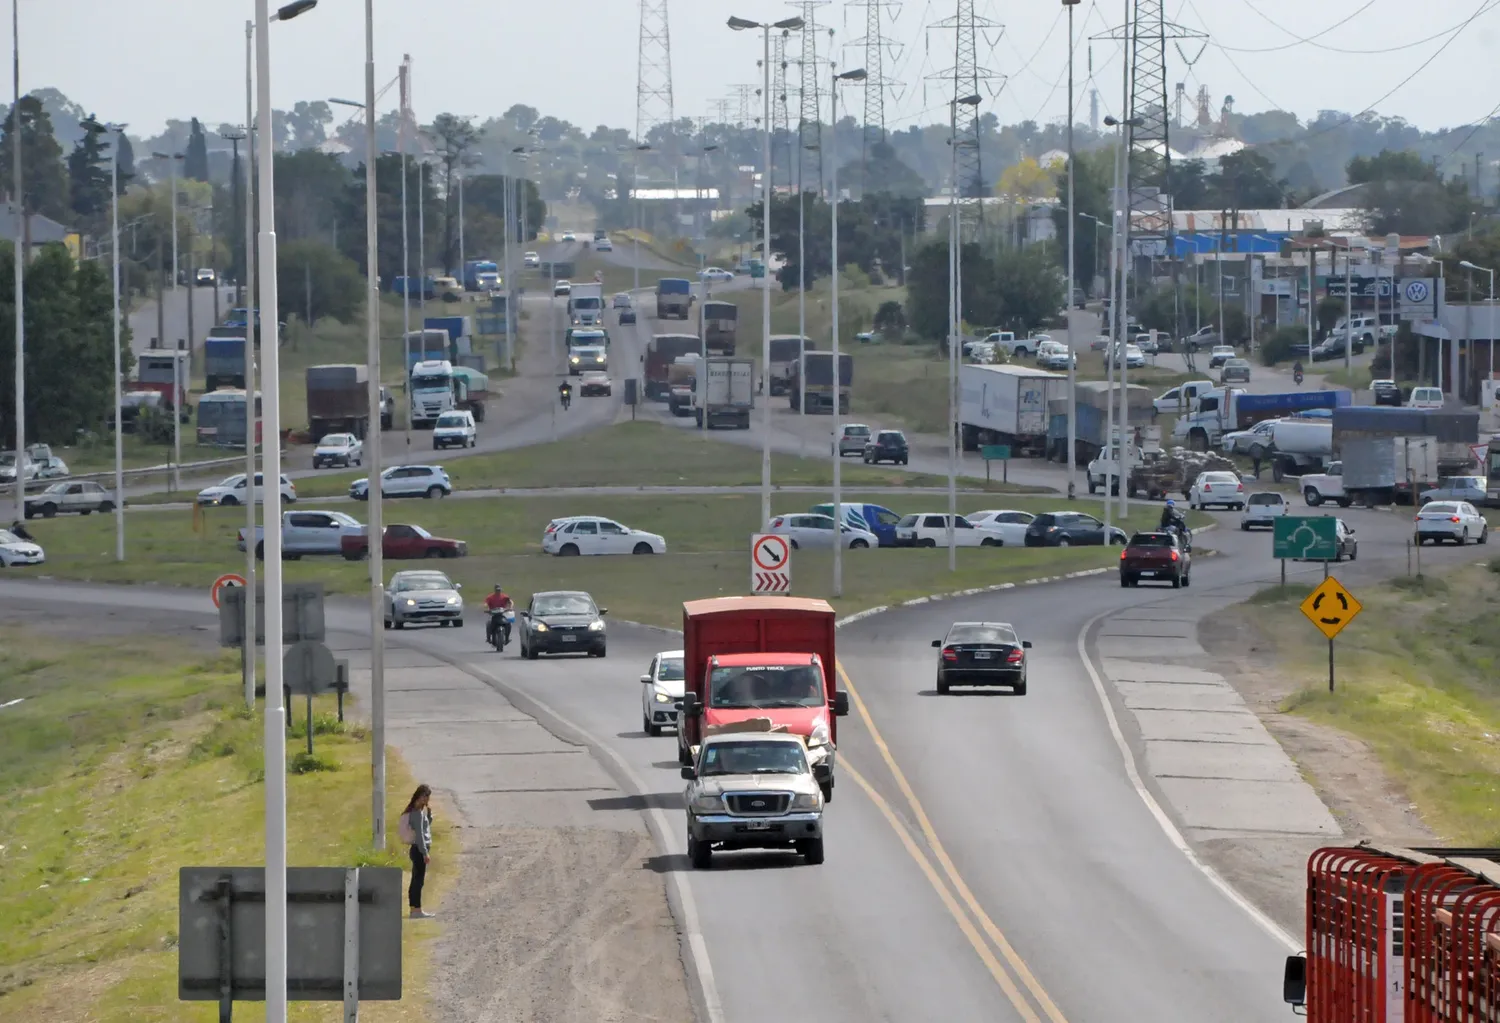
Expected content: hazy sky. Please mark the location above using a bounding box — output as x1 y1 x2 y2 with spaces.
15 1 1500 139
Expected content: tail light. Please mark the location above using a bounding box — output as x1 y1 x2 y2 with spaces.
1120 550 1128 560
1451 515 1461 522
941 648 958 662
1236 483 1244 491
1006 648 1025 663
773 517 784 527
1170 550 1179 561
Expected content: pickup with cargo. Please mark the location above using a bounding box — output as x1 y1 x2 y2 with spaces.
693 356 754 429
403 328 451 373
408 360 489 427
655 277 694 319
768 335 814 396
701 300 739 355
645 334 703 400
1174 388 1352 450
787 351 852 415
305 364 370 441
958 363 1067 456
238 509 365 560
667 356 700 417
462 259 499 292
204 337 250 392
678 596 851 802
568 282 604 326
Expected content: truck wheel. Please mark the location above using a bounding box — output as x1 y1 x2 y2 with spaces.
799 838 826 865
1336 497 1351 508
41 502 57 518
688 834 713 869
1304 488 1323 507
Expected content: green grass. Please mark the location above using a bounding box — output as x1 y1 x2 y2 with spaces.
39 434 237 478
0 631 439 1022
1238 564 1500 844
30 490 1177 628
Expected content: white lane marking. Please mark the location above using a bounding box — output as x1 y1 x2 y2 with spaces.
1075 608 1301 951
1 697 23 709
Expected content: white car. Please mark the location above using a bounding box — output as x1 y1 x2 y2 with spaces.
561 231 577 242
963 509 1037 545
640 649 685 736
350 464 451 500
554 279 572 297
24 480 117 519
194 267 217 286
1220 419 1278 457
1241 491 1288 530
1036 341 1076 371
312 432 363 469
523 251 540 268
1188 470 1244 510
894 513 1006 548
595 236 613 252
542 516 666 556
33 455 69 479
1207 345 1237 368
196 472 297 507
1109 343 1146 369
1406 386 1444 410
765 512 877 550
431 410 477 450
0 527 44 566
700 266 734 283
1413 500 1488 545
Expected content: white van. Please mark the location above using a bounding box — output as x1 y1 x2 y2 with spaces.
431 409 477 449
1153 379 1215 416
1406 386 1444 410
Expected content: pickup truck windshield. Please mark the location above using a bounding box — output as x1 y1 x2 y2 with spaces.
699 741 808 777
710 664 824 708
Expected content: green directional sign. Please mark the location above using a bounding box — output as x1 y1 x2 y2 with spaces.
1273 515 1340 561
981 444 1011 461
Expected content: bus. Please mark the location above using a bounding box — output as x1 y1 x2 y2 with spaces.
134 350 189 410
197 389 263 447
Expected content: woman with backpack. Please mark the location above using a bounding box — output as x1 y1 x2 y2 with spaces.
399 784 434 919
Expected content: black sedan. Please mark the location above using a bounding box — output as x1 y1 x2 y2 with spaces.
1371 379 1402 407
618 307 637 325
518 590 607 659
933 622 1031 695
863 429 909 465
1023 511 1128 547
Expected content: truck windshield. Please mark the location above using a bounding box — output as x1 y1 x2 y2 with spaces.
709 664 823 708
573 297 601 309
411 371 451 390
699 740 808 777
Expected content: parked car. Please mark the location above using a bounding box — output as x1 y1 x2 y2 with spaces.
32 454 69 479
313 432 363 468
1188 470 1245 510
808 502 903 547
0 527 44 566
765 512 877 549
1023 511 1128 547
1119 531 1191 588
1413 501 1488 545
553 279 572 297
862 430 908 465
640 649 685 736
1181 326 1219 352
1371 378 1403 406
382 569 464 629
894 513 1005 548
682 730 825 868
541 516 666 556
834 423 872 457
23 480 118 519
196 472 297 507
1109 343 1145 369
431 410 477 450
349 464 451 501
1219 358 1252 383
519 590 607 659
1407 386 1444 409
1311 335 1364 362
1241 491 1288 530
962 509 1037 545
579 370 612 397
1036 341 1076 370
700 266 734 282
239 509 364 559
1220 419 1279 457
1207 345 1237 368
342 523 467 560
1419 475 1487 505
932 621 1031 695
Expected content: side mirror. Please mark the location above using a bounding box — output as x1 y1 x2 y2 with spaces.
832 691 850 717
679 765 696 781
639 674 652 684
1282 954 1307 1007
931 639 941 648
599 608 608 616
682 691 701 716
455 583 463 590
1022 640 1033 649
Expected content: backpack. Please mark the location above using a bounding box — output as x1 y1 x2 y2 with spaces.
397 811 416 846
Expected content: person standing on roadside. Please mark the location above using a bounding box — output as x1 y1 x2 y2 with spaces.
399 784 434 919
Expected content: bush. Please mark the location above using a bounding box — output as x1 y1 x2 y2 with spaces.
289 750 339 774
276 239 364 324
874 300 906 334
1259 325 1307 366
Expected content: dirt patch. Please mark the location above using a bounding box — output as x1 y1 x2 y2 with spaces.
430 824 691 1023
1198 609 1434 845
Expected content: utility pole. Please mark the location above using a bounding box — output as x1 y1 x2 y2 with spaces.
10 0 24 529
927 0 1002 233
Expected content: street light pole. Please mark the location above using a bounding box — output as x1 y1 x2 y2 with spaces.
1461 259 1496 384
152 149 186 491
399 60 411 449
10 0 22 529
243 20 258 710
830 67 866 598
107 124 126 563
1064 0 1080 499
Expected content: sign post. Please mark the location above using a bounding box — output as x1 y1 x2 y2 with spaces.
981 443 1011 486
1272 516 1340 587
1299 575 1363 692
750 533 791 594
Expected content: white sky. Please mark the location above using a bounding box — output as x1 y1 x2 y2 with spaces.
15 1 1500 138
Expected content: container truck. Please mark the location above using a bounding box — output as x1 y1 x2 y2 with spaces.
1174 388 1353 451
645 334 702 400
408 360 489 427
788 351 852 415
693 356 754 429
305 364 371 441
204 336 250 392
655 277 693 319
423 316 472 350
404 329 451 373
568 282 604 326
667 356 701 417
958 363 1067 456
767 335 814 397
462 259 499 292
678 595 850 801
1323 405 1478 505
1046 380 1152 463
701 300 739 355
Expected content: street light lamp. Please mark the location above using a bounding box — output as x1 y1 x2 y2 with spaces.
619 143 652 293
829 66 866 598
947 93 981 571
1461 259 1497 381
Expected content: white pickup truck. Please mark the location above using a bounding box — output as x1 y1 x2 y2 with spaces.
1298 461 1350 508
238 509 365 560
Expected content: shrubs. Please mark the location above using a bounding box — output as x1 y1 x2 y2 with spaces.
1259 325 1307 366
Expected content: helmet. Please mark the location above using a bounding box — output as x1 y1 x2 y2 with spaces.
493 584 503 592
1165 499 1175 508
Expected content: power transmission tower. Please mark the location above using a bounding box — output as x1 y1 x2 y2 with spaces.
772 30 794 190
791 2 831 196
733 84 756 129
636 0 674 143
928 1 1004 229
848 0 902 193
709 98 734 125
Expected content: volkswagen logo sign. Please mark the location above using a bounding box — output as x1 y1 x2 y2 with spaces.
751 799 766 808
1404 280 1430 303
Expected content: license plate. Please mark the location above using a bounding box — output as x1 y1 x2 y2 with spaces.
560 635 577 643
746 820 771 830
973 651 993 660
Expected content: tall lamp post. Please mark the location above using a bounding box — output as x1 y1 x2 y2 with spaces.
153 150 184 297
152 149 186 491
1460 259 1496 383
1063 0 1081 499
85 117 129 562
252 4 319 1022
829 65 867 597
10 0 22 528
729 14 805 529
947 93 981 571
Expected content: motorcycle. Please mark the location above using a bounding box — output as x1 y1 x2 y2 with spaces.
486 607 515 651
559 389 572 411
1163 521 1193 553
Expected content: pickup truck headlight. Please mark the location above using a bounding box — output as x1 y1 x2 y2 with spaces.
588 620 605 631
791 792 822 810
690 793 723 813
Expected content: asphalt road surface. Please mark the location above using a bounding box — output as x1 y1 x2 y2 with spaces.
2 496 1474 1022
129 283 234 355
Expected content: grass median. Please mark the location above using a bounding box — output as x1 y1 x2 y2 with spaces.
1234 562 1500 843
0 630 440 1022
28 490 1181 628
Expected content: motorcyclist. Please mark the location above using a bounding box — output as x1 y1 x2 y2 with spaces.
1159 499 1187 533
558 380 572 408
10 519 33 542
484 585 514 646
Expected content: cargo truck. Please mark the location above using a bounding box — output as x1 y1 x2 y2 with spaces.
667 356 700 417
788 351 852 415
404 329 451 374
655 277 693 319
1046 380 1152 463
134 350 190 415
1263 417 1334 479
1320 405 1478 506
462 259 499 292
701 300 739 355
205 336 250 392
693 356 754 429
678 596 850 801
958 363 1067 456
305 364 371 441
408 360 489 427
645 333 702 400
423 316 472 350
768 335 814 396
1173 388 1353 451
568 282 604 326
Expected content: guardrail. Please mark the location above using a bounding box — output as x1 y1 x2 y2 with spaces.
0 453 248 499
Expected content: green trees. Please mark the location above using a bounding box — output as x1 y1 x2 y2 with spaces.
905 239 1065 339
753 191 922 291
0 96 69 223
276 240 363 325
183 118 209 182
1346 148 1476 235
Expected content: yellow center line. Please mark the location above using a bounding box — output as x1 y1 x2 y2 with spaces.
839 661 1071 1023
842 759 1042 1023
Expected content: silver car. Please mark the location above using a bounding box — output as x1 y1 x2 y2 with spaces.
834 423 872 457
682 731 825 868
765 512 877 549
1419 475 1487 505
384 569 464 629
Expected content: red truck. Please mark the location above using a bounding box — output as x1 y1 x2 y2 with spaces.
340 523 467 561
679 596 849 800
645 333 701 401
1118 530 1191 588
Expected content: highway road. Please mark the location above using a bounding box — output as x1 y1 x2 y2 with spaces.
1 494 1475 1022
129 282 233 356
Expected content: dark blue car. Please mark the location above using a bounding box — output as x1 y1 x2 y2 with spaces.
809 502 903 547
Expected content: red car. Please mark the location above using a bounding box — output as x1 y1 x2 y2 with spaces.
341 523 467 560
1119 531 1190 588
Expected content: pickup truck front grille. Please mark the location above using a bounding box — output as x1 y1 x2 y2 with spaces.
725 792 792 816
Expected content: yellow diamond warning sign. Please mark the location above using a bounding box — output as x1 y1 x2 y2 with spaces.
1299 576 1363 641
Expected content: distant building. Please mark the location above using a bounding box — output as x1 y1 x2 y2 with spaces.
0 202 71 259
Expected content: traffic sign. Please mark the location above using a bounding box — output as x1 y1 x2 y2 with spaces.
750 533 791 593
1299 576 1363 641
1273 516 1339 561
211 573 246 608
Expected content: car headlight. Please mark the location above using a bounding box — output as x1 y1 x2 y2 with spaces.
404 598 416 607
570 356 580 363
533 622 549 632
807 721 831 747
588 620 605 631
654 690 672 704
446 596 459 605
689 793 723 813
791 791 822 811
